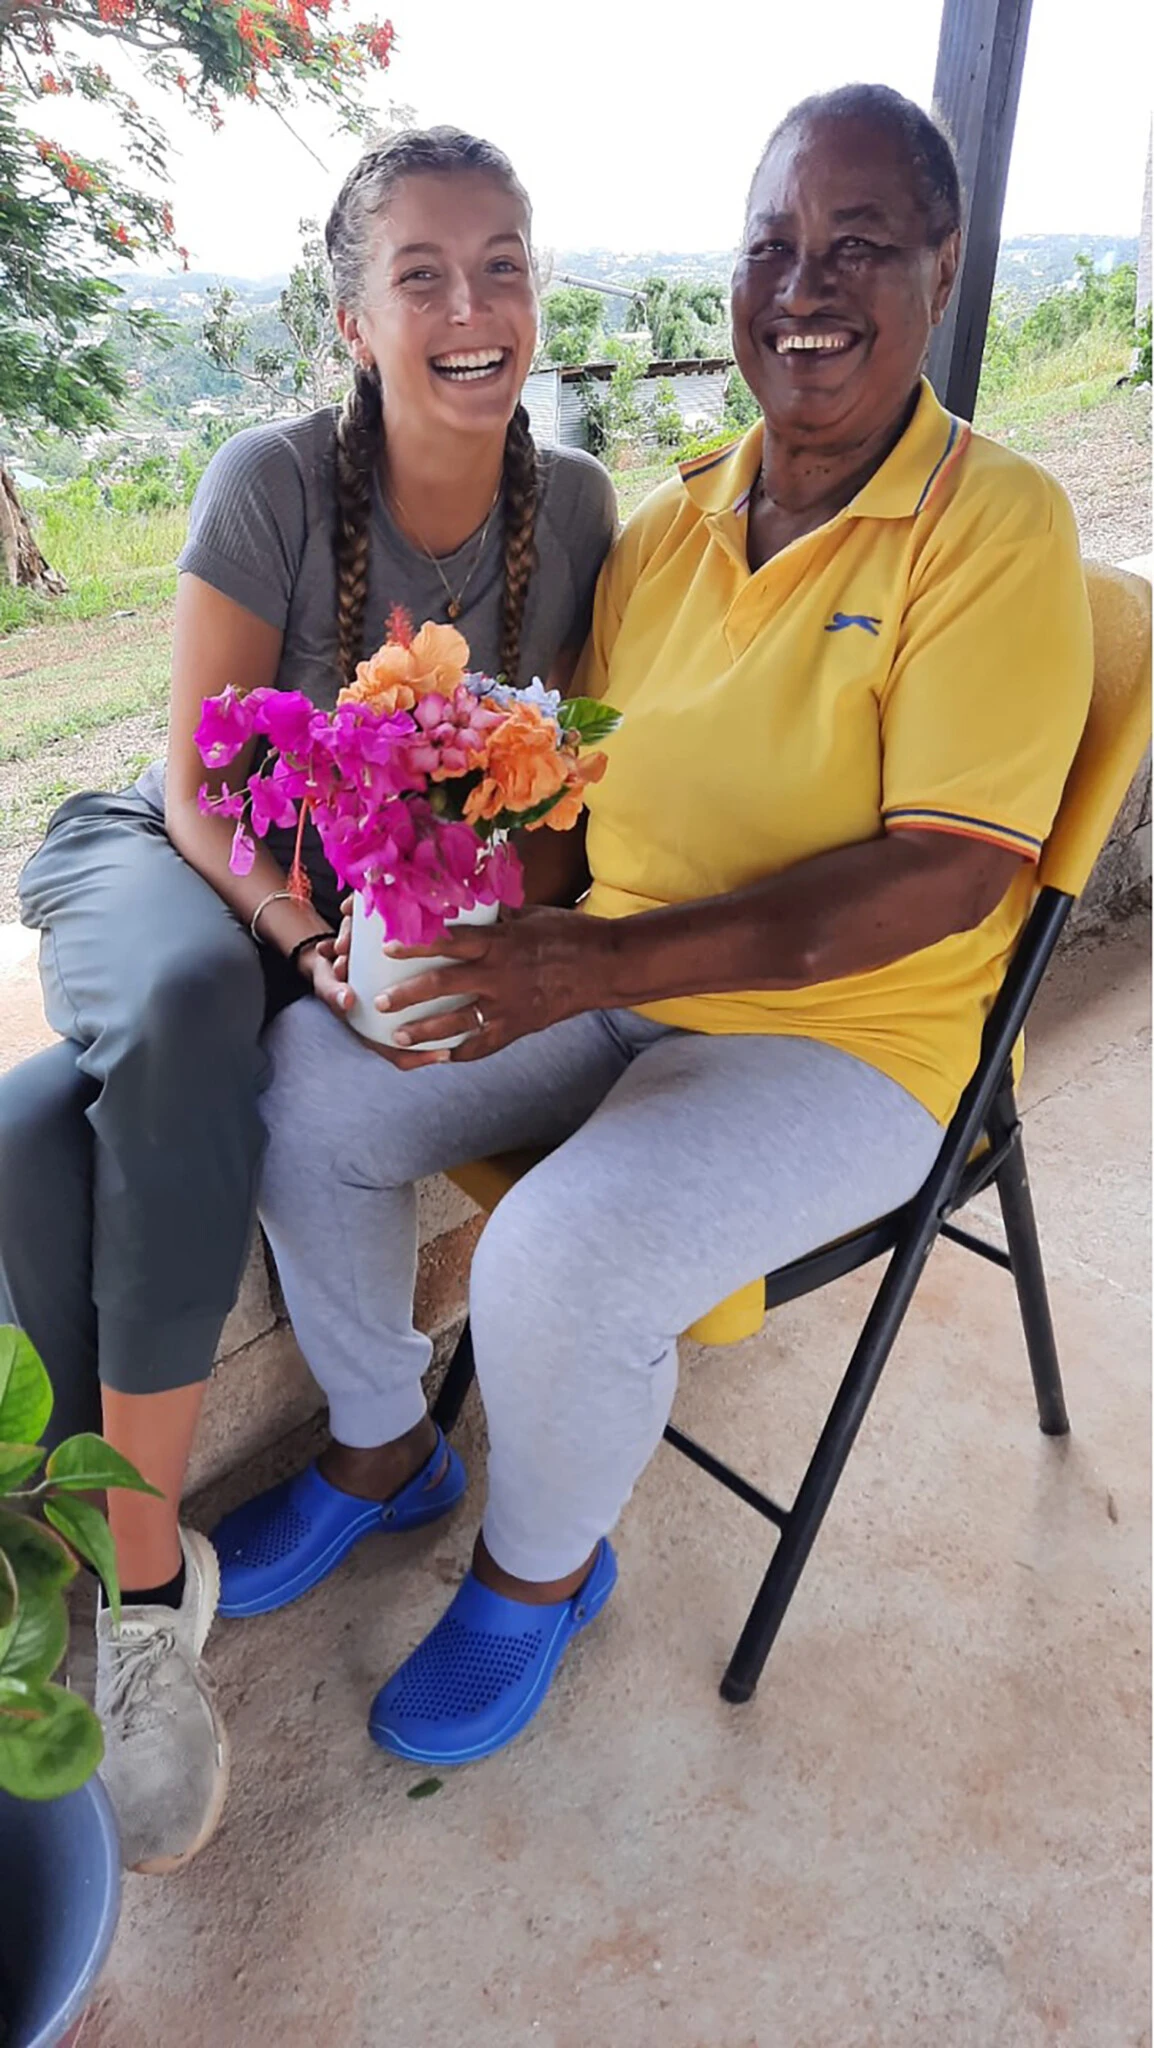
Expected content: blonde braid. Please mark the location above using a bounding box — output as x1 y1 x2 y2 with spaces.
498 403 539 683
334 364 383 683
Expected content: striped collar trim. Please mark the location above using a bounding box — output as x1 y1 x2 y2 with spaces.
678 427 763 516
677 379 971 523
847 379 971 520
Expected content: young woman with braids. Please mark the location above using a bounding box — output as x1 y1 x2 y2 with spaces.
0 126 615 1871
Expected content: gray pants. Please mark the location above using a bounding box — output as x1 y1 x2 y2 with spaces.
0 791 277 1435
260 997 942 1582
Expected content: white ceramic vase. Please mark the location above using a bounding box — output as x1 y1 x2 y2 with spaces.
347 893 498 1051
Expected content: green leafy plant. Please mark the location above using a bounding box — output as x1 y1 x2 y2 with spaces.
202 219 350 414
0 1325 158 1801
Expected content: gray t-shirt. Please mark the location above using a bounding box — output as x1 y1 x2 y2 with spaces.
137 406 617 918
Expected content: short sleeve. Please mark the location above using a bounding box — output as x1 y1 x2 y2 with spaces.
177 422 310 631
881 472 1093 861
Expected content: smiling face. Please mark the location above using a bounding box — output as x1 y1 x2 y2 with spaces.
731 114 960 450
339 168 539 438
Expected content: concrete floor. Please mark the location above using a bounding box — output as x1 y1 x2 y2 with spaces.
71 915 1150 2048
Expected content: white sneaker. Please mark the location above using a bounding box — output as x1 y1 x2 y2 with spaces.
95 1527 229 1875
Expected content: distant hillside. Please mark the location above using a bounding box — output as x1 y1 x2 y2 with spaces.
101 232 1141 417
549 236 1140 313
116 234 1140 321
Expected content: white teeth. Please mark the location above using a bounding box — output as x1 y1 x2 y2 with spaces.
774 332 853 353
432 350 506 375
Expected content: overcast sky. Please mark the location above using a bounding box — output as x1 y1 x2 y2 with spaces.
65 0 1152 277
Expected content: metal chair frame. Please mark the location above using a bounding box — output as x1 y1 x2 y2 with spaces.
432 885 1075 1704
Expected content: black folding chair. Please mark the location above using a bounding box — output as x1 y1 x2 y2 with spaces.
433 562 1151 1704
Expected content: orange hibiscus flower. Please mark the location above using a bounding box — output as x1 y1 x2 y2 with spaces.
463 702 568 825
463 704 608 830
536 749 608 831
340 621 470 714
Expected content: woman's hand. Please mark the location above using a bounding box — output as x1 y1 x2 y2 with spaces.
372 906 613 1063
298 934 356 1022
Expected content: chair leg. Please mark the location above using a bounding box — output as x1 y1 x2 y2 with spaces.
431 1317 477 1434
995 1132 1069 1437
721 1234 933 1705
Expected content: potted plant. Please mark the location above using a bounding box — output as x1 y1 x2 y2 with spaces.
0 1324 157 2048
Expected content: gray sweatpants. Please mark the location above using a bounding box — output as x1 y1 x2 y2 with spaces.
0 790 283 1435
260 997 941 1582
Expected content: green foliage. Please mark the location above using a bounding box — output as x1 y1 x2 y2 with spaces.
0 1325 158 1800
723 367 759 429
650 378 684 452
203 222 346 410
627 277 727 360
556 698 623 745
540 286 604 367
978 256 1141 405
0 0 398 462
582 341 647 465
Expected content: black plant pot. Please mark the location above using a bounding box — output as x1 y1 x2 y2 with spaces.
0 1778 120 2048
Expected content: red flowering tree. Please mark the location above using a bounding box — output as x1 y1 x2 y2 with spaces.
0 0 398 589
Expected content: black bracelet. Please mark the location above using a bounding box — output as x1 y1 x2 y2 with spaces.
288 930 334 971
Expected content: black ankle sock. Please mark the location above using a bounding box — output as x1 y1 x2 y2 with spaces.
121 1560 187 1611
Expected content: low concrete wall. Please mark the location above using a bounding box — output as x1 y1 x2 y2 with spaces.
188 1178 483 1492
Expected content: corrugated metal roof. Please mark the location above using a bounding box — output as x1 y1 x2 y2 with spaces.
557 356 733 382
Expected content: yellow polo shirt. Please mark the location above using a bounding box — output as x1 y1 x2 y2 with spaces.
577 378 1093 1123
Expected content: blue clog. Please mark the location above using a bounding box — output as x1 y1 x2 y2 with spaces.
213 1429 466 1618
368 1538 617 1765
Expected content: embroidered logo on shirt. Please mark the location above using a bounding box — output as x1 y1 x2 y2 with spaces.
825 611 883 636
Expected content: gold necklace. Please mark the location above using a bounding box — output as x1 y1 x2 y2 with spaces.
388 483 501 623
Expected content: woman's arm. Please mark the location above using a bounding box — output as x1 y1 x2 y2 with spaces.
374 827 1023 1058
165 573 349 1009
584 827 1022 1006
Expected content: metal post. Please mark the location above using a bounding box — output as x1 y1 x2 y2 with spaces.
927 0 1035 420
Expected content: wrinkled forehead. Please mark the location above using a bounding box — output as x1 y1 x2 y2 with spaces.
746 115 924 237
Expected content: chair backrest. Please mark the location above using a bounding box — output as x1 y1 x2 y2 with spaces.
1041 561 1152 898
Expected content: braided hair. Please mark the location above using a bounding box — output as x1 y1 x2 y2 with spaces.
751 84 962 247
326 126 540 686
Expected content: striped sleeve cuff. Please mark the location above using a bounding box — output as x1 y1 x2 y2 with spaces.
884 806 1043 860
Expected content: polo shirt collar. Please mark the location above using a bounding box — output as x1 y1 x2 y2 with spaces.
677 377 969 526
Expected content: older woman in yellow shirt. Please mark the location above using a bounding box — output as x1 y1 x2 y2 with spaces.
222 83 1092 1768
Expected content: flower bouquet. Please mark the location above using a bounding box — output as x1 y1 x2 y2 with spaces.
195 609 620 1046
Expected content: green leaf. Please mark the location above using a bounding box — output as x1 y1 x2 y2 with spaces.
0 1550 16 1668
0 1678 103 1800
45 1434 161 1498
0 1443 44 1491
406 1776 443 1800
0 1329 53 1447
45 1497 120 1622
0 1579 67 1685
0 1507 77 1600
556 698 623 747
498 788 568 834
